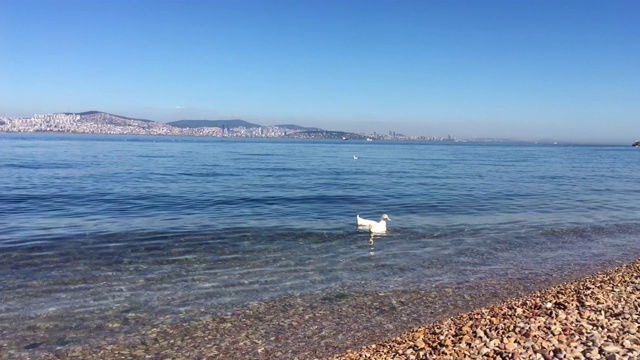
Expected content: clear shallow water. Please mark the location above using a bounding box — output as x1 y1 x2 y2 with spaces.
1 133 640 349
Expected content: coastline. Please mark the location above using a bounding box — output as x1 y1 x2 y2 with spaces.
3 258 637 359
332 259 640 360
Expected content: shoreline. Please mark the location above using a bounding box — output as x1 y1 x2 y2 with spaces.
331 258 640 359
2 258 635 359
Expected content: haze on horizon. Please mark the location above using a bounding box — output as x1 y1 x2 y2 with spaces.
1 1 638 144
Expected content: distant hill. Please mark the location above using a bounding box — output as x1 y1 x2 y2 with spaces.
287 130 366 140
275 124 323 131
167 119 261 129
3 111 181 135
59 111 154 123
1 110 344 138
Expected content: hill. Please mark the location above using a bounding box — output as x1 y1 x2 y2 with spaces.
0 111 347 138
275 124 323 131
167 119 261 129
286 130 366 140
59 111 154 123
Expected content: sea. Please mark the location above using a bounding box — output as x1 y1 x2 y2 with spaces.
1 133 640 357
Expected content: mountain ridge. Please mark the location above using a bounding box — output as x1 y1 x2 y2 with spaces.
275 124 323 131
59 111 155 123
167 119 261 129
52 112 322 131
168 119 323 132
0 111 348 138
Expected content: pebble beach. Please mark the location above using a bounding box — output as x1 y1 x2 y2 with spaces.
2 258 638 360
333 259 640 360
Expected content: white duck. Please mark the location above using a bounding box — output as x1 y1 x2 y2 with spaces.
357 214 391 233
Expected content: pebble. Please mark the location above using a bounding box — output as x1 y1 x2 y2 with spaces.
331 259 640 360
6 259 640 360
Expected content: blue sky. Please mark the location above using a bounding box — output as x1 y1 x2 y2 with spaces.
1 0 638 143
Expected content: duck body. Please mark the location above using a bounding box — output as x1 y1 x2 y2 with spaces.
356 214 377 227
368 220 388 234
357 214 391 233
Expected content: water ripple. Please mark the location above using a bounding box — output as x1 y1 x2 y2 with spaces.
2 135 640 347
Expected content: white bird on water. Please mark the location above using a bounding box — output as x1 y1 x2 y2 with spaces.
357 214 391 233
353 155 359 160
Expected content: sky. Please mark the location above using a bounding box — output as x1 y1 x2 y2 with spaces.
1 0 638 143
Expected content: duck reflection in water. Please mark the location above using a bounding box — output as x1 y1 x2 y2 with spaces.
368 233 385 256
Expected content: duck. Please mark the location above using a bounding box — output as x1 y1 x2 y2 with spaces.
357 214 391 233
368 220 388 234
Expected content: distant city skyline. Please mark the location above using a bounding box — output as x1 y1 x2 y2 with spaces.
1 0 638 144
1 111 464 142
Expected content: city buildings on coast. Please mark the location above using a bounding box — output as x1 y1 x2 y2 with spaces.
0 113 223 137
0 112 458 141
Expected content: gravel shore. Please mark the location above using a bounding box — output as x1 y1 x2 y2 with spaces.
3 259 638 359
331 259 640 360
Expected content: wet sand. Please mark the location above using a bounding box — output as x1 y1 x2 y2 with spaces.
1 258 637 359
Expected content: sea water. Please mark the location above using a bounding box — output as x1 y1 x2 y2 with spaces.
1 133 640 352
